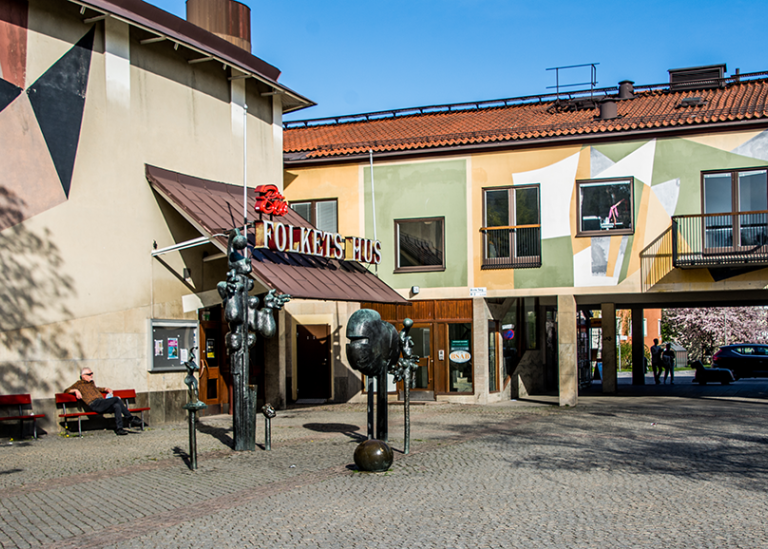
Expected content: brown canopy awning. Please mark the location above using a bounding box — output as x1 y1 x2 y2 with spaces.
146 165 407 304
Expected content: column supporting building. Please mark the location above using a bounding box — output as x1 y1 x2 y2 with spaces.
600 303 617 394
557 294 578 407
631 307 645 386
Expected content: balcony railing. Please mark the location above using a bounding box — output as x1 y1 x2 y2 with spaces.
640 226 674 291
673 210 768 268
480 225 541 269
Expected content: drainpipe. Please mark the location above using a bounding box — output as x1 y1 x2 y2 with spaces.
369 149 378 276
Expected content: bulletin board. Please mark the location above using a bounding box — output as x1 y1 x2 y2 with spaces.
149 319 199 372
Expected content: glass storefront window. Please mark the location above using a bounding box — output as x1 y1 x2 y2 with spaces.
501 301 519 381
448 323 473 392
488 321 499 392
524 297 537 350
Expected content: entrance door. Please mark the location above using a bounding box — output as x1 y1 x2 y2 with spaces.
409 324 433 393
297 324 331 401
199 309 227 414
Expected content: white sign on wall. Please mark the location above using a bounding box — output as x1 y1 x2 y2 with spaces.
469 287 487 297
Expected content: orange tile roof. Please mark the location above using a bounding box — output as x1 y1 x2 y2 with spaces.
284 76 768 161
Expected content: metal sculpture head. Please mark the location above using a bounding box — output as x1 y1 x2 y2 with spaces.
346 309 399 377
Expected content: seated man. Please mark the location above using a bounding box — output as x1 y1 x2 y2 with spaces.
66 369 143 435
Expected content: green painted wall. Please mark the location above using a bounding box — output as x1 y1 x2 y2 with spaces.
651 138 768 216
364 159 467 289
515 236 574 289
594 140 647 163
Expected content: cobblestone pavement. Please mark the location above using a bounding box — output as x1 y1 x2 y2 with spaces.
2 381 768 549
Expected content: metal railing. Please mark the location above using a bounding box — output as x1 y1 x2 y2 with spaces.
480 225 541 269
640 225 674 292
673 211 768 268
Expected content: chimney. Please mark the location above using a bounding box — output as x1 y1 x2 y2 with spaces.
599 97 617 120
618 80 634 100
187 0 251 52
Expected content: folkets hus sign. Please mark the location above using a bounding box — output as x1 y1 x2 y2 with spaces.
252 185 382 264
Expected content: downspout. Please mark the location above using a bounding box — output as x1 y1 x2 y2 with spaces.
369 149 378 276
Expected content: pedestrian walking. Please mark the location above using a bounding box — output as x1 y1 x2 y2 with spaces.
662 343 675 384
650 338 663 384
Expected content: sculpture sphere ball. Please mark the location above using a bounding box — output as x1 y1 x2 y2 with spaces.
354 439 394 472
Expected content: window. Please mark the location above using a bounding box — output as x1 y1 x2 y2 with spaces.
702 168 768 249
482 185 541 269
394 217 445 272
576 177 634 236
290 199 338 233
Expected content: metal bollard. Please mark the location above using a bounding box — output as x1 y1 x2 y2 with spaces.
262 404 276 450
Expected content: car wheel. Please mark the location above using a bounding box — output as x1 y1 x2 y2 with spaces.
698 380 707 385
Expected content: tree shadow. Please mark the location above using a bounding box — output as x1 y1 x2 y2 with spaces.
0 189 83 397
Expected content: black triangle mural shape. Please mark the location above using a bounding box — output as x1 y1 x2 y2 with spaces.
26 27 95 198
0 78 22 113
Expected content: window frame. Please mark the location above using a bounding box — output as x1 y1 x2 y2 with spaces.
288 198 338 233
394 216 446 273
575 177 635 237
481 184 542 269
700 166 768 252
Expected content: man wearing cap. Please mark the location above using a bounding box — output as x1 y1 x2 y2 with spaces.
65 368 144 435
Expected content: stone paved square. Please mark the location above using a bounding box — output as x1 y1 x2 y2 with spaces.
2 383 768 549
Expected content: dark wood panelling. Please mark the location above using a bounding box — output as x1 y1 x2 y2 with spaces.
363 299 472 322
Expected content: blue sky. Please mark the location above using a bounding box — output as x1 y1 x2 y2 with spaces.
148 0 768 122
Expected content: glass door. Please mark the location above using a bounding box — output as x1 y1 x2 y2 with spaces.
738 170 768 247
409 324 433 392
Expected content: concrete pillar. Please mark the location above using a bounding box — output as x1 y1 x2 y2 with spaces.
557 294 578 407
600 303 617 393
472 298 490 404
631 307 645 385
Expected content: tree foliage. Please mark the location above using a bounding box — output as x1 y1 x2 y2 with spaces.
661 307 768 362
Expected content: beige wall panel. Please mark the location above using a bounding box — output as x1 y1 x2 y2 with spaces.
283 164 360 234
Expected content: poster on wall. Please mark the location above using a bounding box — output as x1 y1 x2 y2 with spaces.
168 338 179 360
149 319 198 372
206 338 216 359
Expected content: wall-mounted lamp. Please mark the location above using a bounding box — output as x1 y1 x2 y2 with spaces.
411 286 420 295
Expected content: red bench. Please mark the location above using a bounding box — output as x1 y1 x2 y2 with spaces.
55 390 150 437
0 394 46 440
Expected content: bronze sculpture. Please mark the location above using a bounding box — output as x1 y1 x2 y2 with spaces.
182 348 207 470
218 228 290 451
346 309 417 469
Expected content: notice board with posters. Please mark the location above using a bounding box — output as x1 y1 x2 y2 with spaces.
149 319 199 372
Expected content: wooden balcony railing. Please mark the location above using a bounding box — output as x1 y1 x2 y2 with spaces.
480 225 541 269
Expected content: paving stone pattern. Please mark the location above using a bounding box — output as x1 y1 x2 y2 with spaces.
1 386 768 549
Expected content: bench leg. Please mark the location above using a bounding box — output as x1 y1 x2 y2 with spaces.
78 416 83 438
140 411 145 431
32 418 37 440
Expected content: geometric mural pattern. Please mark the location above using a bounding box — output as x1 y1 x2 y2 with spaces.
510 131 768 290
0 0 93 231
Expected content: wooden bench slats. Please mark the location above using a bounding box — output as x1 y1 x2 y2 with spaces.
0 393 44 440
55 390 150 438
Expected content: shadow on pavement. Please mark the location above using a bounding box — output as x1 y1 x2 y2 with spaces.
303 423 366 442
196 420 234 448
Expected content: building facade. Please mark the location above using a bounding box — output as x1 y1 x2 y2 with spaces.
283 66 768 406
0 0 326 431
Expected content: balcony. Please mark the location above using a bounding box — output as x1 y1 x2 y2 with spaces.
673 211 768 267
640 210 768 290
480 225 541 269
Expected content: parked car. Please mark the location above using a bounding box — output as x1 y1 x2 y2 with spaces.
712 344 768 379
